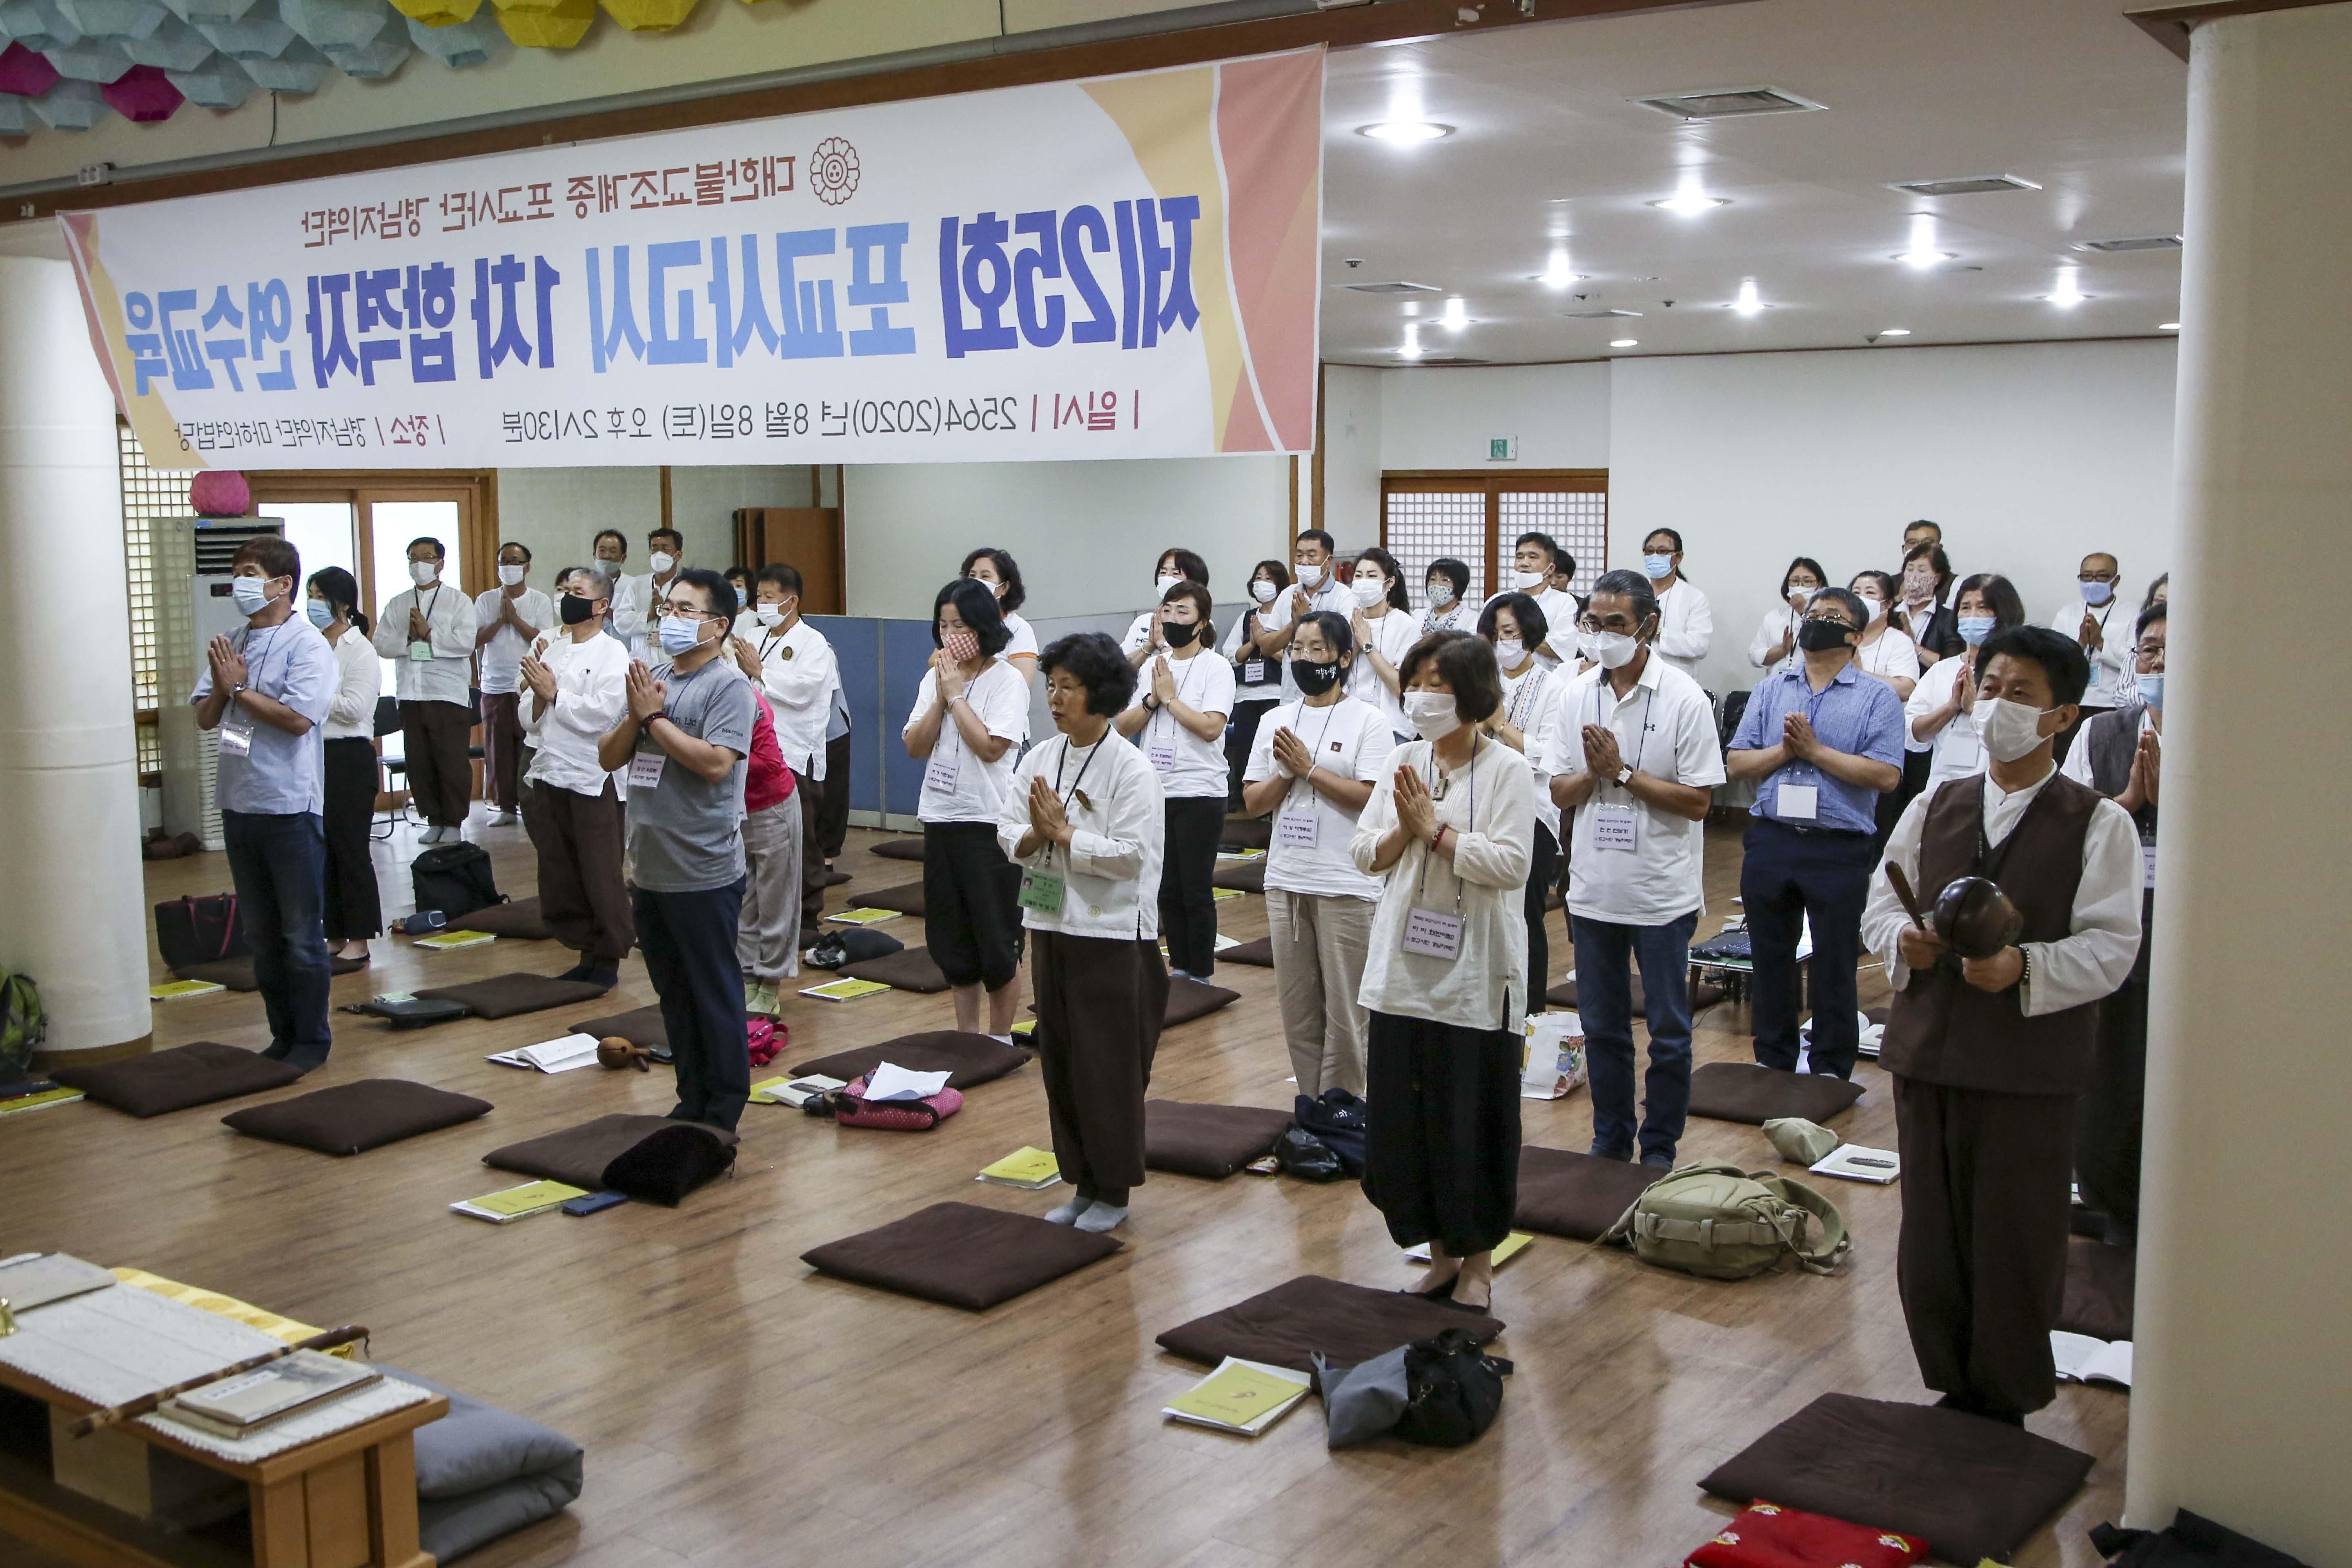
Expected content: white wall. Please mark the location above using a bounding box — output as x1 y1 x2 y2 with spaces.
1319 364 1385 545
1609 341 2179 694
1378 362 1612 474
840 455 1294 621
494 464 812 584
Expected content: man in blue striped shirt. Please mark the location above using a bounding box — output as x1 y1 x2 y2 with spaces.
1726 586 1906 1080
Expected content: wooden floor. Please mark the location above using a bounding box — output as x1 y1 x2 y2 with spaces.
2 807 2127 1568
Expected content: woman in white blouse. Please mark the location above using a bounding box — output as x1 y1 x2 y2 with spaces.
305 567 383 962
1748 556 1826 673
1906 573 2026 790
1000 631 1167 1236
1641 528 1715 681
1477 591 1566 1014
1352 630 1536 1313
1221 558 1293 809
962 546 1039 684
1116 580 1234 980
1345 546 1419 740
1848 570 1922 699
904 579 1032 1040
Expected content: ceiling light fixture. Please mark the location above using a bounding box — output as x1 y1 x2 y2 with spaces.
2044 270 2089 307
2158 321 2181 332
1440 297 1469 330
1648 195 1728 215
1609 338 1639 348
1732 278 1763 315
1879 327 1913 336
1400 324 1423 360
1359 121 1453 143
1894 249 1957 268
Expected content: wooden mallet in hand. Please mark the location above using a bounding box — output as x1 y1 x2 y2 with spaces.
1884 862 1931 930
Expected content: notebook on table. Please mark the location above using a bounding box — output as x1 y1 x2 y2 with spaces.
160 1350 381 1440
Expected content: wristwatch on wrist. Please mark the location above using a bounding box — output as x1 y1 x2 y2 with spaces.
231 683 248 699
1615 764 1634 786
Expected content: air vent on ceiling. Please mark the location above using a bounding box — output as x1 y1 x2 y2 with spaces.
1631 86 1825 120
1341 280 1442 295
2075 234 2183 253
1562 308 1642 319
1887 174 2042 197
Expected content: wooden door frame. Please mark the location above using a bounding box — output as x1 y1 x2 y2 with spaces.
1379 469 1610 594
245 470 498 610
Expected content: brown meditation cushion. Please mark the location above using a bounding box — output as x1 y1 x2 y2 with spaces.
1164 975 1240 1027
222 1079 492 1156
567 1006 667 1050
1686 1062 1866 1127
870 838 927 862
1543 975 1730 1017
802 1201 1122 1311
2057 1237 2135 1342
863 883 927 918
1514 1147 1667 1241
55 1042 305 1118
1221 936 1275 969
481 1113 739 1192
414 972 615 1021
1211 859 1265 894
788 1031 1029 1091
461 898 554 942
1218 816 1272 851
839 946 951 995
172 954 368 992
1698 1392 2094 1567
1144 1101 1296 1180
1157 1275 1502 1375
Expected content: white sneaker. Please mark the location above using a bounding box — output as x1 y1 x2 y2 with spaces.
419 825 445 844
488 809 519 826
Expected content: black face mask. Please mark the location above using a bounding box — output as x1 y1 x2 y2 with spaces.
1291 657 1341 697
1797 618 1855 653
1162 620 1200 649
559 595 597 626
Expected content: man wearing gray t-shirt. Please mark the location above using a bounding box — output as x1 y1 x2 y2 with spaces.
600 569 758 1130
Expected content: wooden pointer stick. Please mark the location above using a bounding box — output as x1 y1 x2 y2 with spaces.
1884 862 1931 930
68 1325 369 1438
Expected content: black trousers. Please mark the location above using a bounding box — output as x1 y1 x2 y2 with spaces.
633 878 750 1131
1225 697 1278 810
321 737 383 942
399 698 474 826
527 780 634 964
1363 1011 1522 1257
1741 818 1873 1079
924 821 1023 991
792 766 828 929
817 730 852 861
2075 904 2152 1243
1160 795 1225 978
1032 930 1169 1202
1880 749 1933 853
1521 822 1559 1013
223 809 332 1066
1895 1076 2076 1416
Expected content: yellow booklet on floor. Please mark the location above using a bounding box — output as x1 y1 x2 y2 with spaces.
799 977 891 1002
1163 1357 1311 1435
1407 1232 1534 1268
414 930 495 950
976 1146 1060 1190
826 908 900 926
1211 887 1245 902
149 979 225 1000
450 1180 587 1223
1011 1018 1036 1040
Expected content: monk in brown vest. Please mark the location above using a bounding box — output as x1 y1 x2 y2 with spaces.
1861 626 2144 1422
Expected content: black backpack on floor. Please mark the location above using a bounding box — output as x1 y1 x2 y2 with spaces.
411 842 501 922
2092 1511 2311 1567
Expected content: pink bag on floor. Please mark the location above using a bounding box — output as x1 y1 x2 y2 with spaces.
747 1017 784 1068
826 1074 963 1131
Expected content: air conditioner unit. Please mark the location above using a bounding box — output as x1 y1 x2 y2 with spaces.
156 517 285 851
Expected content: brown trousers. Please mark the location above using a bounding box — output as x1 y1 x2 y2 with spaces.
400 698 474 827
525 778 634 963
792 767 829 929
1893 1076 2076 1415
1031 930 1169 1202
480 691 526 810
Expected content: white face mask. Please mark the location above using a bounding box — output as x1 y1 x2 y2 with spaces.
1493 637 1525 667
1511 567 1546 592
1296 560 1327 588
1590 631 1641 670
755 603 785 628
1427 581 1457 609
1978 696 2060 764
1351 575 1387 608
1404 690 1462 742
409 559 439 587
497 563 526 587
649 551 677 576
1155 572 1184 596
1250 579 1278 605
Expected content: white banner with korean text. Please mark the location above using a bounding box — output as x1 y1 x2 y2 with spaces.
62 48 1322 470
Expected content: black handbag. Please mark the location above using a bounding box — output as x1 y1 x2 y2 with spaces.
411 842 501 921
806 929 905 970
1295 1087 1368 1176
1392 1328 1512 1448
2091 1511 2311 1567
1272 1126 1345 1182
155 893 248 970
339 996 472 1030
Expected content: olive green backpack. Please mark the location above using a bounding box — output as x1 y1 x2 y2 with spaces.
0 966 45 1080
1599 1160 1851 1280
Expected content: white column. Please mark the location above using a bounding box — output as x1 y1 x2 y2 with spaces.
0 257 151 1061
2129 5 2352 1555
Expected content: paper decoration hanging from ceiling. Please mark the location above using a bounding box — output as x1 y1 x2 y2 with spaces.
388 0 472 25
28 72 105 123
57 0 168 41
402 5 491 62
193 0 288 55
45 35 133 79
163 45 247 101
119 10 207 65
0 38 61 91
491 0 585 48
99 57 176 113
595 0 690 31
279 0 383 51
0 87 28 127
160 0 257 24
0 0 81 51
235 28 319 85
328 20 401 71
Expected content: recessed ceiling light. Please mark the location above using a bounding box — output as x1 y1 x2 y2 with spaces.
2044 272 2090 307
1879 327 1913 336
1609 338 1639 348
1731 278 1764 315
1359 122 1453 143
1648 196 1729 215
1893 250 1957 269
2158 321 2182 331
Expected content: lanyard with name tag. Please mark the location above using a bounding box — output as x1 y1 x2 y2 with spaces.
1592 803 1638 851
628 751 666 789
1022 737 1108 918
218 710 256 758
1243 658 1270 684
1777 783 1820 821
1401 737 1478 962
1275 704 1345 853
2142 837 2157 890
1147 656 1203 771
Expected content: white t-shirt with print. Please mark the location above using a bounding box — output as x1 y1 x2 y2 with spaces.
1124 648 1236 800
903 660 1031 824
1347 608 1420 738
1243 695 1394 900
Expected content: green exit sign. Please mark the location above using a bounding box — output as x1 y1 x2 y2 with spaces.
1488 436 1518 461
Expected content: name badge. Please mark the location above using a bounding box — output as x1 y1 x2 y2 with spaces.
1777 784 1820 822
218 710 255 759
924 751 961 796
408 639 433 662
2142 839 2157 890
1018 869 1066 916
628 751 666 789
1147 740 1177 772
1402 906 1464 961
1276 808 1319 849
1243 659 1269 684
1592 803 1639 852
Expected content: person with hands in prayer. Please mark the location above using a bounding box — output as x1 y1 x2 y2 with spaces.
1000 632 1168 1236
1862 626 2141 1425
520 567 634 990
1345 546 1418 739
1352 631 1537 1315
1117 580 1234 980
1121 548 1211 668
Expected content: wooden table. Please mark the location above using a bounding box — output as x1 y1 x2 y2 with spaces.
0 1361 446 1568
